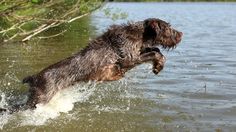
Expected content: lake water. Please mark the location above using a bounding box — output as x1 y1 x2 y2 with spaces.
0 2 236 132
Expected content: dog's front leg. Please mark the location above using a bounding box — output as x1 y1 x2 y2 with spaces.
140 51 166 74
152 54 166 75
117 50 165 74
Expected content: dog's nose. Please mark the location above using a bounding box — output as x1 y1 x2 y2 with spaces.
176 32 183 43
179 32 183 37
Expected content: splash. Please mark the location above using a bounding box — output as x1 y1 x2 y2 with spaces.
0 92 8 109
0 83 96 127
0 80 136 129
0 92 12 129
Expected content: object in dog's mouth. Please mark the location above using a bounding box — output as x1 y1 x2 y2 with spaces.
0 18 182 113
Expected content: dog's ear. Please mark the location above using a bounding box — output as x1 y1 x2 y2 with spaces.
143 19 160 39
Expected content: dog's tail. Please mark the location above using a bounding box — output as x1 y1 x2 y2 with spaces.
22 75 34 85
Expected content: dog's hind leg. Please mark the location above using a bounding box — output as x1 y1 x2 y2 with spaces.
25 86 50 109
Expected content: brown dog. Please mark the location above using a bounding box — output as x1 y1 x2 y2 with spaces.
1 18 182 113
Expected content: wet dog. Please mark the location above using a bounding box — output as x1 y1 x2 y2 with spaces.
0 18 182 113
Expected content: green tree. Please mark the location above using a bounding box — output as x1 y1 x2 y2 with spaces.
0 0 104 43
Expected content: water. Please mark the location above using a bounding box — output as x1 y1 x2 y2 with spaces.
1 2 236 132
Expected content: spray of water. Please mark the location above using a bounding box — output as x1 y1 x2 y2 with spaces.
0 82 97 128
0 79 138 130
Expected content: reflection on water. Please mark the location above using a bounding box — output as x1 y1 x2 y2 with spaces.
1 2 236 131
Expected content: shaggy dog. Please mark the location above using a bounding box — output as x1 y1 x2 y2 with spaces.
1 18 182 113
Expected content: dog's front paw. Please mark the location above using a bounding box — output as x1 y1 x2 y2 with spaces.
152 65 164 75
153 69 160 75
152 55 165 75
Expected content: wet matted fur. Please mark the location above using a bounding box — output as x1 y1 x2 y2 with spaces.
1 18 183 113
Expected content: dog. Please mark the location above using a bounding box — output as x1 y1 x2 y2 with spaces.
0 18 182 113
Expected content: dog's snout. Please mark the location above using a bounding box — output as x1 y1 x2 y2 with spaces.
179 32 183 37
176 31 183 43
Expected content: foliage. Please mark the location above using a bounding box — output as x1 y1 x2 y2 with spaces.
114 0 236 1
0 0 104 43
103 7 128 21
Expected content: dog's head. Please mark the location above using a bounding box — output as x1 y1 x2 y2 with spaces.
143 18 183 49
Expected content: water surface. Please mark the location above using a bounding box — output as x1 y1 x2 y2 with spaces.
0 2 236 132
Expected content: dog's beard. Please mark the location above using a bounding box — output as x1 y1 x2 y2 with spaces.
155 38 179 50
161 43 178 50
